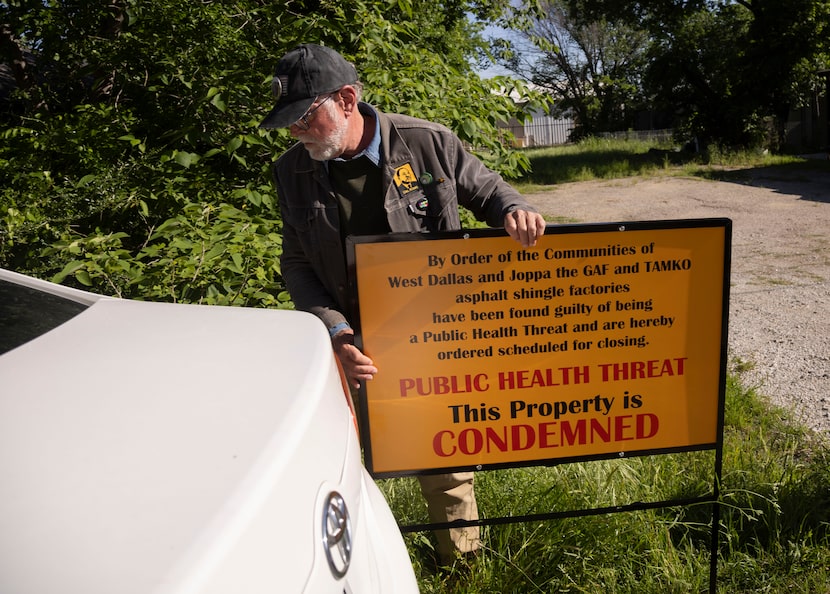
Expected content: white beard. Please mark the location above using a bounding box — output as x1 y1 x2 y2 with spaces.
298 102 348 161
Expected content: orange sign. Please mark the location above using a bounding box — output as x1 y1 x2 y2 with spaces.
348 220 730 477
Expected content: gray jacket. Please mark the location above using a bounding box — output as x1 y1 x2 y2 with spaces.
273 105 539 331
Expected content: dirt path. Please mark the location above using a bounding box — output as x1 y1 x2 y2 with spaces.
526 169 830 435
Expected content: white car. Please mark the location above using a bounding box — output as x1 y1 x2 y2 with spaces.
0 268 418 594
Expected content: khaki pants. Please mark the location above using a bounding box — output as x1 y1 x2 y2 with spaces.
417 471 480 563
351 388 479 561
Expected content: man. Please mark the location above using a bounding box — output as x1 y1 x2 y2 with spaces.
260 43 546 565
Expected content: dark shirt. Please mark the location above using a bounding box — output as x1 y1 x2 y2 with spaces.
328 155 390 238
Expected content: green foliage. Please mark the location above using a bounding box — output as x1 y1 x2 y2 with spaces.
0 0 540 300
506 0 651 139
44 203 289 307
584 0 830 150
502 0 830 150
512 136 830 192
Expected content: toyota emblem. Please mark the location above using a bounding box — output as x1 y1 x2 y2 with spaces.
322 491 352 578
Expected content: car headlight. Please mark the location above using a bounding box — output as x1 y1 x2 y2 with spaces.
322 491 352 578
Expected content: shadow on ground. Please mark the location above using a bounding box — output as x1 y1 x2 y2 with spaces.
696 161 830 205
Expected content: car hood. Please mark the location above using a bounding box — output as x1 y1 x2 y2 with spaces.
0 299 355 594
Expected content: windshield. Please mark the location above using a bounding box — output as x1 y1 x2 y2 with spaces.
0 279 89 355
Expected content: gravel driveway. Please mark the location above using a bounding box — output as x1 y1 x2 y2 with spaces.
526 167 830 436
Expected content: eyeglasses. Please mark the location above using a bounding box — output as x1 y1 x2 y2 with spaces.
291 95 333 130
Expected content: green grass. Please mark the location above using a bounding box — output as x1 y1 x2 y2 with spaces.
382 373 830 593
384 138 830 592
511 136 830 192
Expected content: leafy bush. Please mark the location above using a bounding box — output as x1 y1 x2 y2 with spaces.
1 1 544 305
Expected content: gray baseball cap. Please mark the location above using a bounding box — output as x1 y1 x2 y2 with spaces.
259 44 358 129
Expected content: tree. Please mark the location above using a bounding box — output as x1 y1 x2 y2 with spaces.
574 0 830 149
0 0 543 302
491 0 650 139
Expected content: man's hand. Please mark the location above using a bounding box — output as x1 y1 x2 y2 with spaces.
332 330 378 389
504 209 546 248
